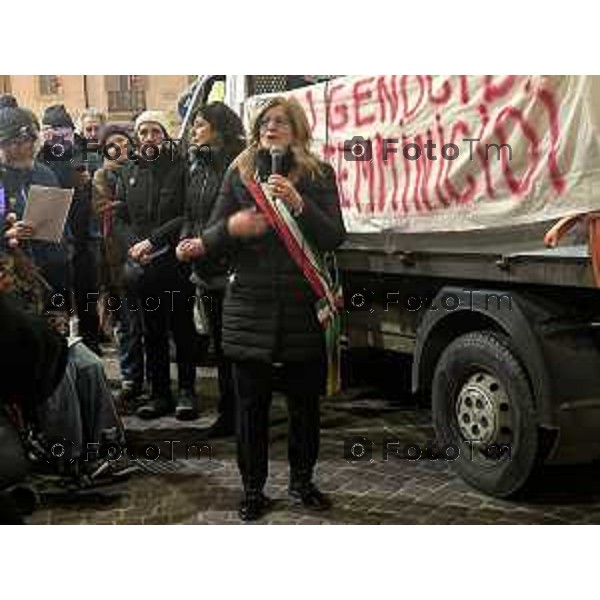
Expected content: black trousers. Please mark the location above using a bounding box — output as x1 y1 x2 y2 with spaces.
0 411 28 523
205 290 235 425
0 411 29 492
71 240 101 346
232 359 324 492
141 279 197 397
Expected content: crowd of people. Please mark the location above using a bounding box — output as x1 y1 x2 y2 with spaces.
0 91 346 522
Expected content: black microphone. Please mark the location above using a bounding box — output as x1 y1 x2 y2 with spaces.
270 146 285 176
269 147 286 202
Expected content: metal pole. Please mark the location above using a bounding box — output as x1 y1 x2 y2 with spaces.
83 75 89 108
178 75 206 139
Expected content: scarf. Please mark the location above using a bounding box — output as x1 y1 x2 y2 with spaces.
245 175 343 396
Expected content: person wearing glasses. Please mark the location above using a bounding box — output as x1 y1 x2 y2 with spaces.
193 97 346 521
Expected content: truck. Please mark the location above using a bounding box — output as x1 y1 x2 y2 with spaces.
181 74 600 497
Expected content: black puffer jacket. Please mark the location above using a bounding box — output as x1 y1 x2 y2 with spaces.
202 162 346 363
114 152 186 248
113 152 188 291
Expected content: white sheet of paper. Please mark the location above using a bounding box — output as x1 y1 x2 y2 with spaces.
22 185 73 243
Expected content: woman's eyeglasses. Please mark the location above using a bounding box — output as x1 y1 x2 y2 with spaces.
259 116 291 130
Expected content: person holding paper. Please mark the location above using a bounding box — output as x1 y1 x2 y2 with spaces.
0 105 69 299
2 213 126 485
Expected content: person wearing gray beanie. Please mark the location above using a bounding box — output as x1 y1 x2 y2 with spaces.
1 105 125 487
0 106 39 151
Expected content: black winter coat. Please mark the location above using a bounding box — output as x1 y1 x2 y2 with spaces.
0 294 68 409
114 152 186 248
202 162 346 363
178 157 231 288
113 153 188 292
0 161 68 295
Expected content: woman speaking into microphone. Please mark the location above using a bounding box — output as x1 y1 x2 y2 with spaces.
196 96 346 521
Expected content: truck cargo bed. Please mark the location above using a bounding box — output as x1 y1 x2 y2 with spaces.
338 220 594 289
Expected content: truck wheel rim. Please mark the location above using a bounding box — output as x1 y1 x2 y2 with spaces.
455 371 513 454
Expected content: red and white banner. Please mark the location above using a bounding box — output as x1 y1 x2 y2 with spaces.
246 76 600 234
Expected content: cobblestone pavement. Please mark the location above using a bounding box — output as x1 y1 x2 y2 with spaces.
25 350 600 525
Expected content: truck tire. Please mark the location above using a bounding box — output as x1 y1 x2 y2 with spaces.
432 330 540 497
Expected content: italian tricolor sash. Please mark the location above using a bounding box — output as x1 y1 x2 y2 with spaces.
246 176 343 396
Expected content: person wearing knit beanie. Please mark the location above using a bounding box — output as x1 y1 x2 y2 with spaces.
117 107 196 421
41 104 75 130
97 123 135 165
39 104 76 169
0 106 39 145
99 123 134 149
133 110 179 163
0 106 40 171
134 110 179 140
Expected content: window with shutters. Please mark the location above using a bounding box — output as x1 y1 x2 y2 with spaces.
106 75 146 113
39 75 60 96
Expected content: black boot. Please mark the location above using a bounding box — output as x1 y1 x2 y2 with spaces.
136 395 174 420
175 389 199 421
238 490 272 522
289 480 332 511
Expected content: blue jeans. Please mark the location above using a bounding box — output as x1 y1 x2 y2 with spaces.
114 295 145 388
37 342 123 459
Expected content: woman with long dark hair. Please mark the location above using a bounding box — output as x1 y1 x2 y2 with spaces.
175 102 245 424
193 96 346 520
